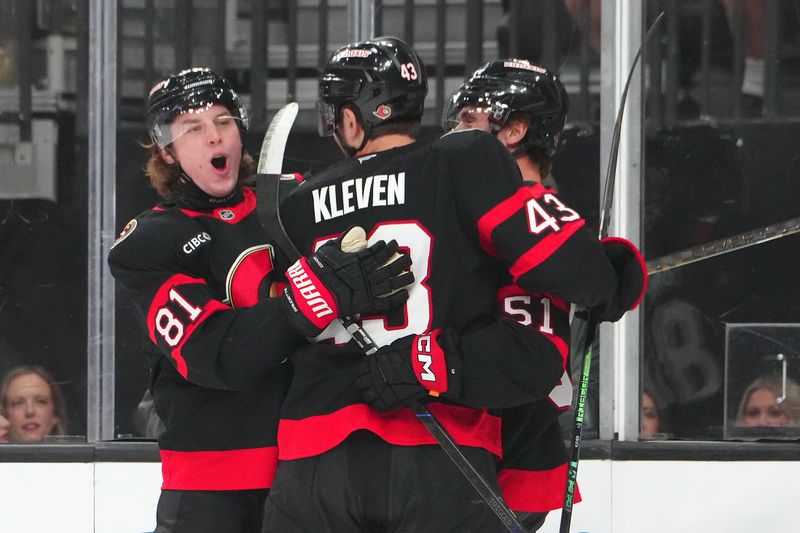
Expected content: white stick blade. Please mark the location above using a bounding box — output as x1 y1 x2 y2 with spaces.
258 102 299 174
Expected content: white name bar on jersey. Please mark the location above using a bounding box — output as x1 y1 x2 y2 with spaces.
312 172 406 222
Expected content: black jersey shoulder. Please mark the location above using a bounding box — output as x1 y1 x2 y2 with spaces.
433 128 513 159
108 206 205 271
434 129 521 178
431 128 524 207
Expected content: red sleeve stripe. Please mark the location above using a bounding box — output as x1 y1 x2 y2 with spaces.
147 274 206 345
477 187 538 256
169 299 229 378
544 331 569 367
498 464 582 512
160 446 278 490
277 403 501 460
147 274 230 379
508 219 585 282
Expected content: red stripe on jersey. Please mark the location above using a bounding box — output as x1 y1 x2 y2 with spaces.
495 286 570 313
477 187 537 256
498 464 582 513
179 187 257 222
508 219 584 282
147 273 206 344
147 274 230 378
494 287 570 365
169 299 229 378
277 403 501 460
160 446 278 490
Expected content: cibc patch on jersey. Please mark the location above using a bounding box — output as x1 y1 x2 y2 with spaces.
111 219 137 248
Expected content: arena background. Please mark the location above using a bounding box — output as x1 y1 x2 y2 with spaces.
2 1 800 531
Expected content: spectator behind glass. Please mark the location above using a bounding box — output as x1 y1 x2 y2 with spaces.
0 365 68 443
0 412 9 442
641 389 671 439
735 375 800 427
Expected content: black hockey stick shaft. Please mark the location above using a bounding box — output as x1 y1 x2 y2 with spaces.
343 309 525 533
559 12 665 533
256 173 525 533
346 316 526 533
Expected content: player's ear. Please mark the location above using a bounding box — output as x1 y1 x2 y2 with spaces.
339 107 365 149
340 107 358 132
158 146 175 165
501 118 529 146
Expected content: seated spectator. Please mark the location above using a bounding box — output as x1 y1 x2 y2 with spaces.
641 389 670 439
0 412 8 442
735 374 800 428
0 365 68 443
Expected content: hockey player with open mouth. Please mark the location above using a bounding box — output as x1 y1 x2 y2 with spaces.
108 67 412 533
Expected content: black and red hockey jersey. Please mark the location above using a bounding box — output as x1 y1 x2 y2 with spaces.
273 130 618 460
493 283 580 513
108 183 301 490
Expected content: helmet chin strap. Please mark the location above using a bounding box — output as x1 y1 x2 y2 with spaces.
333 128 356 157
509 137 534 157
178 167 194 186
333 120 371 157
165 146 195 188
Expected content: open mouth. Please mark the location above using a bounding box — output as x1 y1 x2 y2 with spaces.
211 155 228 170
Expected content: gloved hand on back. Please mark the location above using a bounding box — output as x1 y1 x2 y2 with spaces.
282 226 415 337
356 328 463 411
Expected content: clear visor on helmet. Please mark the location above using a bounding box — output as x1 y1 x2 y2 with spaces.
316 100 338 137
316 72 363 137
150 104 244 149
442 92 509 133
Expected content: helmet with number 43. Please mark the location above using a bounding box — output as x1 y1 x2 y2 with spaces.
317 36 428 143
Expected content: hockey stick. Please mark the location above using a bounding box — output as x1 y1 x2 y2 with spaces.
257 102 299 174
559 11 665 533
254 112 525 533
646 214 800 274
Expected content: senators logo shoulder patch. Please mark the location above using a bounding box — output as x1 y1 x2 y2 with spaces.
111 219 137 248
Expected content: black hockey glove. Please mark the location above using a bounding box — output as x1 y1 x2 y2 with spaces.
282 233 414 337
356 329 463 412
594 237 648 322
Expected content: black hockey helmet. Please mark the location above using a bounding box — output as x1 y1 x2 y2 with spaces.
146 67 249 148
317 36 428 143
443 59 568 157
